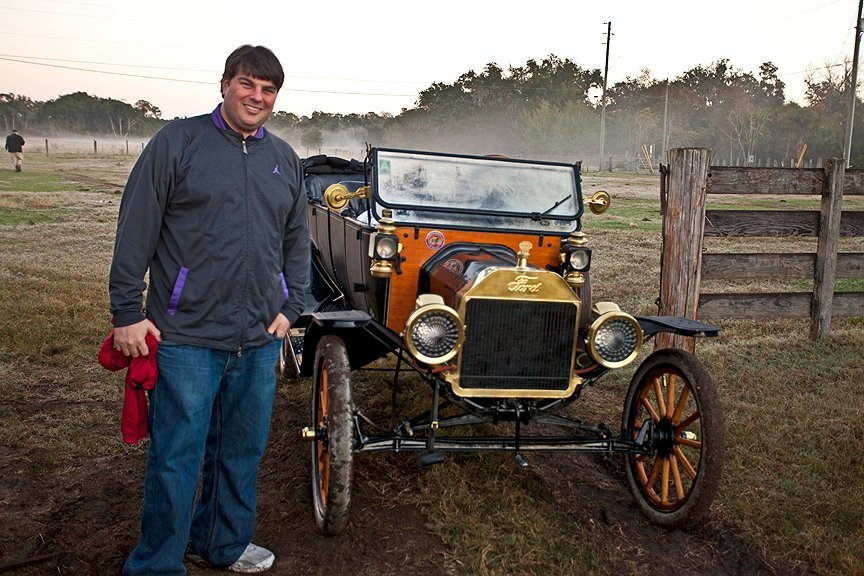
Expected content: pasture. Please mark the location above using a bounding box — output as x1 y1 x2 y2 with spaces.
0 153 862 575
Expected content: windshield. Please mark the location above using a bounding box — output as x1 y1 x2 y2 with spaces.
371 148 583 234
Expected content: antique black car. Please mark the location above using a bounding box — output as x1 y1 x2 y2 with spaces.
282 147 724 535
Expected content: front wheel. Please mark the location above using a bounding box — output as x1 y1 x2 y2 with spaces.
622 348 724 529
310 335 354 535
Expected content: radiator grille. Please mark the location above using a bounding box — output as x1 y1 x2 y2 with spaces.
458 298 577 391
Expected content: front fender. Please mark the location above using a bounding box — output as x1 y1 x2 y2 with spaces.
636 316 720 338
300 310 401 376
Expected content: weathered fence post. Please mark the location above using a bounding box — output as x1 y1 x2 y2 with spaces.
656 148 711 352
44 139 48 156
810 158 845 339
93 140 97 155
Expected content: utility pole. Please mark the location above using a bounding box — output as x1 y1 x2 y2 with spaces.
599 21 612 172
844 0 863 167
661 79 669 159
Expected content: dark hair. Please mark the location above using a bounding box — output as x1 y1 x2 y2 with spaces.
222 45 284 90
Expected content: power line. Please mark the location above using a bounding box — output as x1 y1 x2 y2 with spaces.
0 56 418 97
0 30 153 48
771 0 850 22
0 5 176 25
0 54 215 73
31 0 190 13
777 61 849 77
0 53 427 86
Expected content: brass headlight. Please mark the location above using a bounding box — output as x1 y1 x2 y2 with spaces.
561 231 591 272
373 234 399 259
567 247 592 272
369 209 401 279
587 310 643 369
404 297 464 365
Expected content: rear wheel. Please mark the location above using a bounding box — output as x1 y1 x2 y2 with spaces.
310 335 354 535
622 348 724 529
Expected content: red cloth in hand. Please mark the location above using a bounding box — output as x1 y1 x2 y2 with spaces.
98 331 159 444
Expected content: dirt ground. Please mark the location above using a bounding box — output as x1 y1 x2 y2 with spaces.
0 384 797 576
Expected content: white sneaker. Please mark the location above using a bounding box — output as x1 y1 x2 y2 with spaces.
228 543 275 573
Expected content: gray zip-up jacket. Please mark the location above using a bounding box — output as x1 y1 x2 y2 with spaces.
109 107 309 352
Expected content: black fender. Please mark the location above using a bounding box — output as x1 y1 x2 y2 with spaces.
635 316 720 338
299 310 403 376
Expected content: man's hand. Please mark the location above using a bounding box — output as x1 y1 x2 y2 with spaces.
114 319 161 357
267 313 291 339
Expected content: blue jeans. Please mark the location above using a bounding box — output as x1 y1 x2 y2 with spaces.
123 339 281 576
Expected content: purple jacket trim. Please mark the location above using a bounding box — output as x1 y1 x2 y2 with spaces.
280 272 290 301
211 105 264 139
167 267 188 316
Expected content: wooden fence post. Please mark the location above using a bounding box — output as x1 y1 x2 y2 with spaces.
656 148 711 352
810 158 845 339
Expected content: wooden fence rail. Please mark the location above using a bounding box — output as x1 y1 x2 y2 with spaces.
657 149 864 349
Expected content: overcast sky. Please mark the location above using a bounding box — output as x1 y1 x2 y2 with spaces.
0 0 858 119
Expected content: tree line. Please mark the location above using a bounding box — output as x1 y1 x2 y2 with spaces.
1 54 859 167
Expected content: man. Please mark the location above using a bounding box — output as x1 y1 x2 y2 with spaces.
5 128 24 172
110 45 309 575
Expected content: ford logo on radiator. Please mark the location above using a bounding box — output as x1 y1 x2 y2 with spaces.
507 275 542 293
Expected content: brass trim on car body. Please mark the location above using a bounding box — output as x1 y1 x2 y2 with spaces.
445 267 584 399
445 372 585 400
324 183 371 212
586 190 611 215
586 308 644 369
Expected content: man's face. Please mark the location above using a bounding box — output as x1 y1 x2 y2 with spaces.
220 72 278 137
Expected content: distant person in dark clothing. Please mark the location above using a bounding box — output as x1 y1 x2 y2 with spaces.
5 128 24 172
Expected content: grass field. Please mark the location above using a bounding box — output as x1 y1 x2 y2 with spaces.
1 153 862 575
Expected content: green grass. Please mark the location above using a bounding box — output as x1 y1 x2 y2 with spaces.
838 278 864 291
0 166 74 192
0 207 65 225
582 201 663 232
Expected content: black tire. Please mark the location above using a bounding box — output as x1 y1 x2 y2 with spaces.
622 348 724 529
310 335 354 535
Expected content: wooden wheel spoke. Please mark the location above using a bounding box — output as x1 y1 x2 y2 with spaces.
318 444 329 505
670 452 685 500
660 457 671 505
671 385 691 423
666 373 677 419
320 371 330 415
677 437 702 449
636 458 649 485
646 457 661 488
653 376 668 418
676 410 700 432
640 458 662 504
640 395 661 422
674 445 698 479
